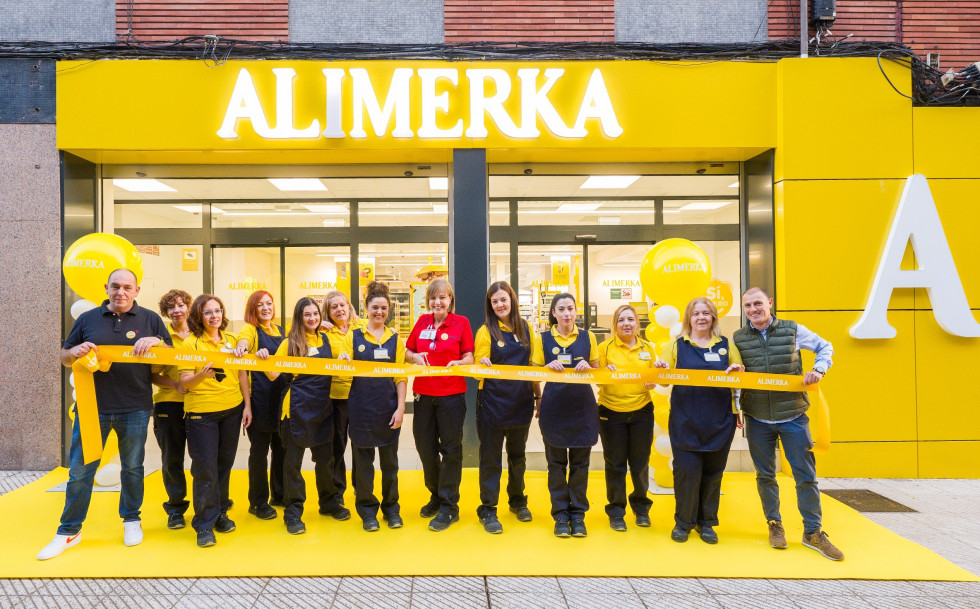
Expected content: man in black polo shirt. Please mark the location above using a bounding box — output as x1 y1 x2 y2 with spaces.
38 268 173 560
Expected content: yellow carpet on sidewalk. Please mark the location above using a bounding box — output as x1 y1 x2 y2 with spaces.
1 469 976 580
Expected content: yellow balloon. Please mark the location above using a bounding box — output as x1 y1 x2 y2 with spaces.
643 324 659 343
639 239 712 309
63 233 143 305
651 391 669 409
653 466 674 488
649 452 669 469
654 405 670 429
707 278 735 317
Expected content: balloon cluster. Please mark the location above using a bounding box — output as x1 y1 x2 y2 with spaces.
638 239 712 489
63 233 144 487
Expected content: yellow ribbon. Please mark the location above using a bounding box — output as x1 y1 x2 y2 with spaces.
73 345 824 464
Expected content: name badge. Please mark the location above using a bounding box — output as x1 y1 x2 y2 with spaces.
638 351 652 361
309 347 319 356
558 354 572 365
419 329 436 340
704 352 721 362
374 348 389 360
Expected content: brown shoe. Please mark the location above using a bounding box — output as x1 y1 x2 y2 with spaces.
802 529 844 561
768 520 788 549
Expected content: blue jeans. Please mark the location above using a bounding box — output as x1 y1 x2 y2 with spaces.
745 413 822 534
58 408 151 535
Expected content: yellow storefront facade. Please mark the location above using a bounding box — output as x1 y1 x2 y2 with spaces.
56 56 980 478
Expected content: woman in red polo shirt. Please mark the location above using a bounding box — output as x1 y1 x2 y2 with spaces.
405 278 474 532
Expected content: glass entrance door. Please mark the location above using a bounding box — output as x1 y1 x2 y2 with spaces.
213 247 283 332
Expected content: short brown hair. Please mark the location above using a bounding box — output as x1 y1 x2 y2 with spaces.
426 278 455 313
158 289 192 319
187 294 228 336
681 297 720 338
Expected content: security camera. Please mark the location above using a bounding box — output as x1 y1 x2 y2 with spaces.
696 168 707 175
524 168 533 175
404 170 414 177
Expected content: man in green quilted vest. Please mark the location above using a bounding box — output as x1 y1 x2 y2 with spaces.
733 287 843 561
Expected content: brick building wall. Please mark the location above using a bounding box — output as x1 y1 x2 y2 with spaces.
444 0 614 43
768 0 980 70
115 0 288 42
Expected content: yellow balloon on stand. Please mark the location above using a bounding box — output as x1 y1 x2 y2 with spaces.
639 238 712 309
653 466 674 489
644 324 659 343
653 404 670 429
63 233 143 305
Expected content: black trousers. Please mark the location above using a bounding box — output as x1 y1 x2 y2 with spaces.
279 419 338 523
185 404 242 532
352 443 399 521
598 403 654 518
544 442 591 523
477 415 529 519
152 401 189 516
672 446 730 530
331 398 350 506
246 426 284 507
412 393 465 517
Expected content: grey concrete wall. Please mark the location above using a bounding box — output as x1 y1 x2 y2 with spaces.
0 124 63 469
0 0 115 42
290 0 443 44
616 0 768 44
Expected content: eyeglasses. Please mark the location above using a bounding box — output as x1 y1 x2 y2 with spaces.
203 309 223 317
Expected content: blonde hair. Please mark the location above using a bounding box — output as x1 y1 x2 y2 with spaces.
323 290 353 325
681 297 721 338
611 304 637 330
425 278 455 313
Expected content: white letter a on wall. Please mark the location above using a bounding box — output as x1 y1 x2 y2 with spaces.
851 174 980 338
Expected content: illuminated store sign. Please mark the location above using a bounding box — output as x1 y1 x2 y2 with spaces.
217 67 623 141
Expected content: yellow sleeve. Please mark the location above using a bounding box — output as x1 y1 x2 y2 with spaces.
597 338 613 369
274 340 289 357
473 326 492 362
238 323 258 352
661 338 679 368
727 340 743 366
530 329 545 366
394 337 408 386
588 331 599 364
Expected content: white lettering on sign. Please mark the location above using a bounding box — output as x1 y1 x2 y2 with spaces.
851 174 980 339
217 68 622 141
64 259 105 268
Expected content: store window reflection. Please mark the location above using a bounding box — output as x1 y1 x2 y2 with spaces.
213 247 282 332
284 247 352 313
133 245 204 314
517 245 584 333
358 243 448 335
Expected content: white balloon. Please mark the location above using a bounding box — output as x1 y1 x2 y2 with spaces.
653 422 664 436
669 322 683 339
70 299 98 320
654 384 671 396
94 462 121 487
654 434 673 458
69 373 75 387
668 458 674 471
654 305 680 328
71 389 76 401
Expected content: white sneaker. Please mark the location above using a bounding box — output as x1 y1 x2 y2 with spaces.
123 521 143 547
37 533 81 560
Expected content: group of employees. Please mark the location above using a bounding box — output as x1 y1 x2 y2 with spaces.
42 268 843 562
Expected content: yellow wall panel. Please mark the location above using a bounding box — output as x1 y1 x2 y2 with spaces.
818 442 917 478
782 311 917 443
775 57 912 182
913 108 980 179
914 311 980 441
775 179 911 311
918 442 980 478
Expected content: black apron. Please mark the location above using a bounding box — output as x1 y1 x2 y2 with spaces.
478 320 535 429
539 329 599 449
284 332 333 448
669 336 738 452
348 329 401 448
249 324 287 433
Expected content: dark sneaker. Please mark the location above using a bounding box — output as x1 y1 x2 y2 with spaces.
802 530 844 561
362 518 380 532
768 520 788 549
428 512 459 532
214 514 236 533
167 513 186 530
554 521 571 538
420 500 440 518
696 525 718 544
510 505 533 522
248 504 277 520
609 516 627 532
570 519 587 538
385 514 403 529
480 514 503 534
286 520 306 535
196 529 216 548
320 505 352 521
671 525 689 543
635 513 651 528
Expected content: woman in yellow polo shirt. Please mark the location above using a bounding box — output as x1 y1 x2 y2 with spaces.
264 297 348 535
532 292 599 538
179 294 252 549
473 281 542 534
232 290 287 521
655 296 744 545
597 304 658 533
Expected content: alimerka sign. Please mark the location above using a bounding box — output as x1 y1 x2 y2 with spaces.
216 67 623 141
851 174 980 339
